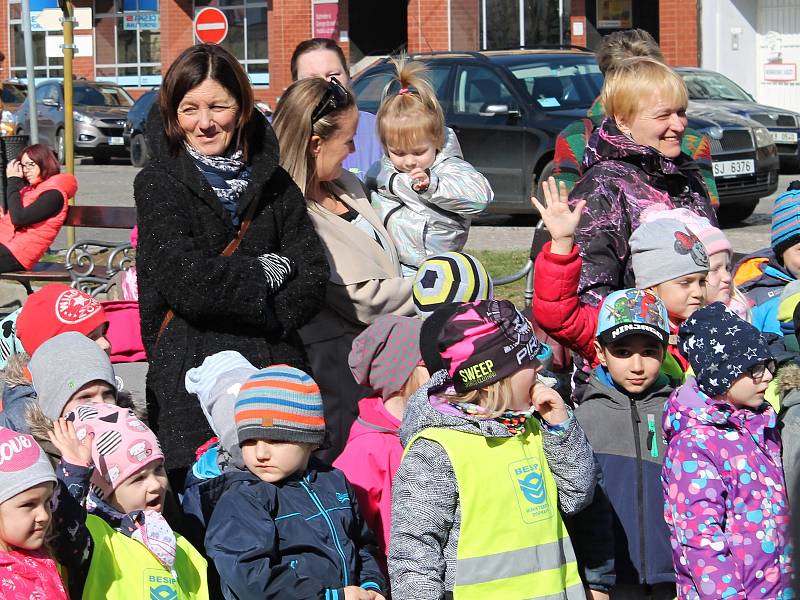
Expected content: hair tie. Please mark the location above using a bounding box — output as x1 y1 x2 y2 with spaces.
397 85 418 97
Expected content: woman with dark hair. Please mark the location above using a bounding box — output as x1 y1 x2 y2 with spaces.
134 43 329 482
0 144 77 273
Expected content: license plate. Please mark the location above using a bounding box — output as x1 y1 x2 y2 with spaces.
771 131 798 143
108 136 124 145
712 159 755 178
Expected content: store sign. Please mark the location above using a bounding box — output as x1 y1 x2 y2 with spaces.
31 7 92 32
764 63 797 82
45 34 93 58
597 0 632 29
312 1 339 39
124 12 159 30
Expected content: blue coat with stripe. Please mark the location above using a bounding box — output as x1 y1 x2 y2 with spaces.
204 461 386 600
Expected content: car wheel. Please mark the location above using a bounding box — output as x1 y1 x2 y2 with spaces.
93 154 111 165
719 200 758 225
130 133 150 168
55 129 66 165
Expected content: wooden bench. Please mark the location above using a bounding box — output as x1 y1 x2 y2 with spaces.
0 205 137 296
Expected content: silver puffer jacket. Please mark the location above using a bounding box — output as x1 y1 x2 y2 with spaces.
367 128 493 272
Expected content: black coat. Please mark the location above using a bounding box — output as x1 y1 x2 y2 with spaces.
135 108 329 470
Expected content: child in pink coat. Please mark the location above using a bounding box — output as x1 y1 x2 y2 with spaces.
334 315 429 562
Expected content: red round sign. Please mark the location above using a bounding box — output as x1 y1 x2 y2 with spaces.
194 7 228 45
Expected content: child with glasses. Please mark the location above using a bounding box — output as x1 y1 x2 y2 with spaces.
662 302 792 599
368 57 494 277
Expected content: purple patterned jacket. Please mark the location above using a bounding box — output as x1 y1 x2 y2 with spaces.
571 118 717 306
662 379 793 599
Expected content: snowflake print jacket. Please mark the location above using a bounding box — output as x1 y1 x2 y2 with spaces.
662 378 793 599
0 548 68 600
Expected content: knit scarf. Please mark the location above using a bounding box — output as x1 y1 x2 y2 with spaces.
449 401 533 436
185 142 251 226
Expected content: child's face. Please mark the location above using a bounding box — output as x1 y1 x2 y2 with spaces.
387 139 437 174
242 439 315 483
508 364 543 411
723 361 775 410
706 252 733 305
62 380 116 417
109 459 168 514
782 242 800 278
0 482 54 552
594 335 665 395
86 323 112 356
650 272 707 321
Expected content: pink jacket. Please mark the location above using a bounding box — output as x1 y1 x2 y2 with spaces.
333 396 402 559
0 548 68 599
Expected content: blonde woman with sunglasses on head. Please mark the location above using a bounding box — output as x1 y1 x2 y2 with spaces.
273 77 414 463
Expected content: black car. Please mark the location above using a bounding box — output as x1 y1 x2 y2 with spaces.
353 50 779 222
678 67 800 172
353 49 604 215
123 89 158 168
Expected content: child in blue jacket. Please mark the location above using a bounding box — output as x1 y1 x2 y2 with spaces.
735 184 800 334
204 365 386 600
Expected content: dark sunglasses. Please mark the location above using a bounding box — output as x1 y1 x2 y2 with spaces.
310 77 351 125
748 359 777 380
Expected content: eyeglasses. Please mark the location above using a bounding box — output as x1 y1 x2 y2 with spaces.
310 77 351 125
20 161 37 169
748 360 777 380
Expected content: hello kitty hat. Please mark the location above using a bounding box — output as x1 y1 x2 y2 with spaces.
70 404 163 498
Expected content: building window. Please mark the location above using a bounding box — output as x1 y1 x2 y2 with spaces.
194 0 269 85
9 0 65 79
480 0 563 50
95 0 161 87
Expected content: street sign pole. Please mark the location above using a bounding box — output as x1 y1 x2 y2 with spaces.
21 0 39 143
58 0 75 246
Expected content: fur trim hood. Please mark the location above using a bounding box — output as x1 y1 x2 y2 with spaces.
2 352 31 387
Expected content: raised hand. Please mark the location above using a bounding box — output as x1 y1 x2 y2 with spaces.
6 159 22 179
531 380 569 426
530 177 586 255
47 418 93 467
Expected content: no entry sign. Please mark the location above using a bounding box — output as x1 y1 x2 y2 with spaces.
194 7 228 44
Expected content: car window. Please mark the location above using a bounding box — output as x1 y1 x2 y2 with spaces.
35 84 60 104
74 85 134 107
453 65 515 115
681 72 751 101
508 59 602 110
2 85 26 104
353 64 450 113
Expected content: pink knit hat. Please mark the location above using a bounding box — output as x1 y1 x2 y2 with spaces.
642 206 731 256
70 404 163 498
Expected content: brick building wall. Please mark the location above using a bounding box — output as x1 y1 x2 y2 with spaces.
451 0 479 51
659 0 699 66
407 0 450 54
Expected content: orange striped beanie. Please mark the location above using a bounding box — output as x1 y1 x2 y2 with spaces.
234 365 325 445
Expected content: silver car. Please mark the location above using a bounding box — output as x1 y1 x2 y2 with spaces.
15 79 134 164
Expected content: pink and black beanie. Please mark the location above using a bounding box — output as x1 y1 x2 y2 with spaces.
436 299 546 393
70 403 163 498
0 427 56 505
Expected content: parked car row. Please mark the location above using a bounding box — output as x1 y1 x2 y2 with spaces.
3 57 798 223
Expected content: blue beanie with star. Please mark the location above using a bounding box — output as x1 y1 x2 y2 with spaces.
678 302 773 397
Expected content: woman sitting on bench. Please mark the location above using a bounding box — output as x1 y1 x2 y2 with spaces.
0 144 78 273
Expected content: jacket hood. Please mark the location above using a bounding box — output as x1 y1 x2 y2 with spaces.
350 396 400 440
584 117 697 179
584 367 673 408
734 248 793 288
2 352 30 387
399 369 513 447
663 377 776 444
778 361 800 407
144 101 281 190
434 127 463 164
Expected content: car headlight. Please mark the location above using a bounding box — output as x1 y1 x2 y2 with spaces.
73 111 93 125
753 126 774 148
702 126 724 140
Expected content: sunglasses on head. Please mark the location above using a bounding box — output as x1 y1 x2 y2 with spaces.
748 359 777 380
310 77 351 125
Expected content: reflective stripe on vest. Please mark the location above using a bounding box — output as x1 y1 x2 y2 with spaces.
406 421 583 600
83 514 209 600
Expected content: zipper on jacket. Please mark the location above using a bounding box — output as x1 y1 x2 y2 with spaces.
300 477 350 586
646 414 658 458
629 399 647 583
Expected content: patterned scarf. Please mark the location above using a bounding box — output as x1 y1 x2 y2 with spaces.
185 142 252 226
449 401 533 436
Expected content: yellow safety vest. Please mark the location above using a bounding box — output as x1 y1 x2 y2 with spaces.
407 421 585 600
83 515 209 600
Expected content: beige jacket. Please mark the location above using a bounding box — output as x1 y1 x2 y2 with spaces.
299 172 414 346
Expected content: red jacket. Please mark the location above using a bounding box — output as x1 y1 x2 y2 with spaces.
0 548 68 600
533 241 690 374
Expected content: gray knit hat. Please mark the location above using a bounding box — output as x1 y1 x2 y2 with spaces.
28 331 117 420
630 218 710 289
0 427 56 505
234 366 325 445
185 351 258 468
